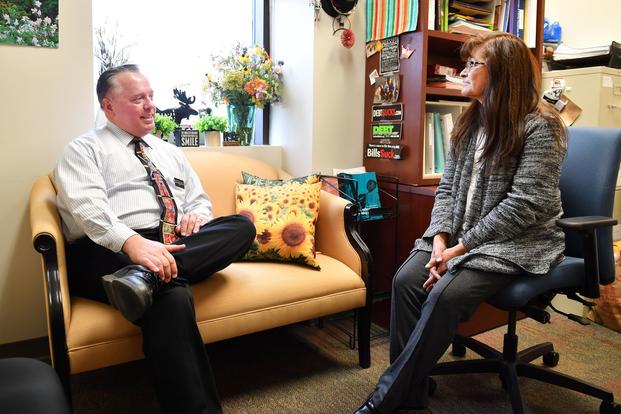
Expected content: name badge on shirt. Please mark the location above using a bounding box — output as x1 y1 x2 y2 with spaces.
174 178 185 189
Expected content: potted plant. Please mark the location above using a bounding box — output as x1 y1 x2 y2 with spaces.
194 114 228 146
152 114 178 142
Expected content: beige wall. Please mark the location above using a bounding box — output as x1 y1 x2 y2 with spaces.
546 0 621 47
0 0 94 344
271 0 364 176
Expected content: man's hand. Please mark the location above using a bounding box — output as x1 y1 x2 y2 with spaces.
122 235 186 282
176 212 209 237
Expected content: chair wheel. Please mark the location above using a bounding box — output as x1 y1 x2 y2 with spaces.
543 351 559 367
452 343 466 357
600 400 621 414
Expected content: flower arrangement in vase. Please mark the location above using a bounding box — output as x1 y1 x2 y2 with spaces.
204 43 284 145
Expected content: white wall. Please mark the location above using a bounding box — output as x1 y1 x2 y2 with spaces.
546 0 621 47
271 0 365 176
312 6 365 175
0 0 94 344
270 0 314 176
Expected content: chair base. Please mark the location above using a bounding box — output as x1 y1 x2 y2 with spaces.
430 313 619 414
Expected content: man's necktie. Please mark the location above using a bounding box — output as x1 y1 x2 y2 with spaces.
133 139 180 244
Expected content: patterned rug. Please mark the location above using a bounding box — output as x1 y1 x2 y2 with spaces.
71 313 621 413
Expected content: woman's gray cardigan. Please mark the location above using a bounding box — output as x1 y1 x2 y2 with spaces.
413 113 567 275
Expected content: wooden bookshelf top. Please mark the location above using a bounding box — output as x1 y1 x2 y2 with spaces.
427 30 468 43
426 86 464 97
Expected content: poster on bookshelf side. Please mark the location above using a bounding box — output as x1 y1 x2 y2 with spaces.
371 123 401 140
379 36 400 74
366 143 403 160
372 103 403 122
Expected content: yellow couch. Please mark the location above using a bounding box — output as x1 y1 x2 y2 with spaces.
29 151 372 395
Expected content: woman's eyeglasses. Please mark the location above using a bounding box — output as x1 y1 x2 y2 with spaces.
464 59 486 72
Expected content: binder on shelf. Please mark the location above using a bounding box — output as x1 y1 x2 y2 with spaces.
425 113 435 175
440 113 454 157
523 0 537 48
433 112 445 173
429 0 437 30
517 0 525 39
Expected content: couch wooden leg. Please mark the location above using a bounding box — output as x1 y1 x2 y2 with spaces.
357 306 371 368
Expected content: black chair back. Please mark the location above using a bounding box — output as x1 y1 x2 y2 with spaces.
560 127 621 284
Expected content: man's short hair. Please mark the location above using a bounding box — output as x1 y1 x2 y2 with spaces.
96 64 140 108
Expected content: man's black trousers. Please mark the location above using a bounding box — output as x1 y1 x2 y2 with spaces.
67 215 256 414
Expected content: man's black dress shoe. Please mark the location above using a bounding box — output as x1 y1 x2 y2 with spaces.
353 399 380 414
102 265 159 322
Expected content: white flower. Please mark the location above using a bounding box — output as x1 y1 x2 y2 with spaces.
34 0 42 7
32 37 39 46
16 36 23 44
2 14 9 22
43 16 51 25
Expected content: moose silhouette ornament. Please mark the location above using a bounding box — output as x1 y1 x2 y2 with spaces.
156 88 198 124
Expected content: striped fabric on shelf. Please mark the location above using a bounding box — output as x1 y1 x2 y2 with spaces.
366 0 419 42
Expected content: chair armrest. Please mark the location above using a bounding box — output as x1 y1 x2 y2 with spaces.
29 176 70 374
556 215 618 298
556 216 617 230
315 190 371 283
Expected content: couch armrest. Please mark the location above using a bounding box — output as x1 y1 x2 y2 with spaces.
29 176 71 375
315 190 371 282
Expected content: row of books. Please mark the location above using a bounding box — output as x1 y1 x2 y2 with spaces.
424 112 456 175
428 0 537 48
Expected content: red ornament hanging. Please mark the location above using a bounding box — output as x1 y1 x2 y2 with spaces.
341 28 355 48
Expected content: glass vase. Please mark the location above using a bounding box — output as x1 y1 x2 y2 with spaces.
227 104 256 146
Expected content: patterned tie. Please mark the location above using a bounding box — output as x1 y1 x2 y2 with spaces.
133 139 180 244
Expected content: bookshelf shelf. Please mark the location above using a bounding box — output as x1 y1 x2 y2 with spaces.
426 87 463 97
427 30 467 42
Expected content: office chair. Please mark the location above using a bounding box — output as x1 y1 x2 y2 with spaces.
0 357 71 414
430 127 621 414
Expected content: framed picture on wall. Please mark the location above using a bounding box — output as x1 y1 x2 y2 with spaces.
0 1 59 48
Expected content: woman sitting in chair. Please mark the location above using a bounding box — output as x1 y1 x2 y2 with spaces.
354 32 567 414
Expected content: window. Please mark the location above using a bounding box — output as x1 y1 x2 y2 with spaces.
93 0 269 143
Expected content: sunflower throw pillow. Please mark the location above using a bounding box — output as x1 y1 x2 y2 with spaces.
235 181 322 269
241 171 321 186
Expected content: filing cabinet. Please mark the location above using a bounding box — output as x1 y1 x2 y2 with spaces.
543 66 621 239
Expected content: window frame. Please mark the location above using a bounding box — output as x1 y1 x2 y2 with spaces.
253 0 270 145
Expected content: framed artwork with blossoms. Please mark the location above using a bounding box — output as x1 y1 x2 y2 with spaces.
0 0 58 48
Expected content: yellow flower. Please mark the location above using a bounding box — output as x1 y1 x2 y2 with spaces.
236 199 265 224
261 202 281 222
271 212 315 258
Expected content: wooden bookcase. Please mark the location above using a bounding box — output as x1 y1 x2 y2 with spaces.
364 0 545 186
361 0 546 331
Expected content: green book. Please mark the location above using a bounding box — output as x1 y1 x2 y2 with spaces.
433 112 445 173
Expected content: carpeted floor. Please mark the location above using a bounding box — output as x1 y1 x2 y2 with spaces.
71 313 621 413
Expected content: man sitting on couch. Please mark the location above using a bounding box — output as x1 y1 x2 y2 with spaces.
53 64 255 414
